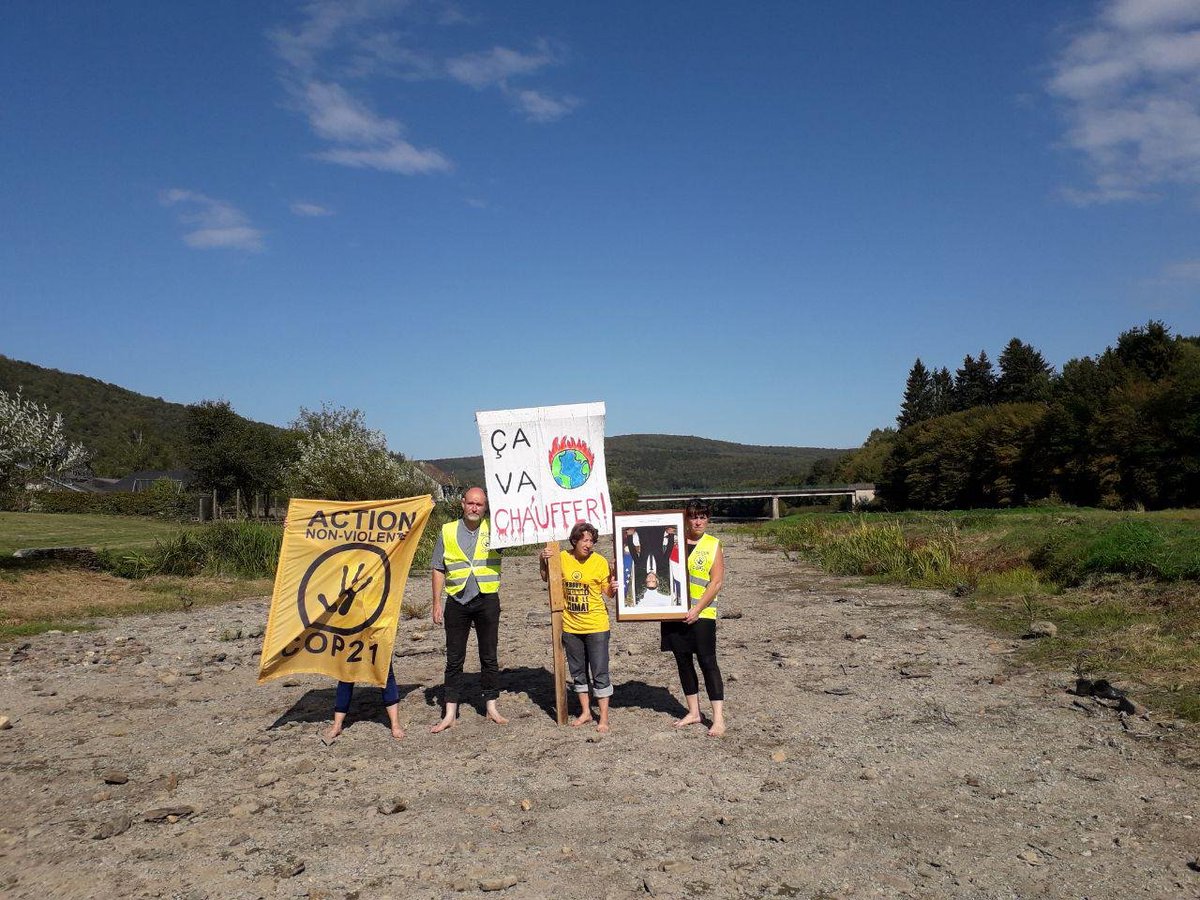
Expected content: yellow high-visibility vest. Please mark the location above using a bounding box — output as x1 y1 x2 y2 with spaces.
442 519 501 597
687 533 720 620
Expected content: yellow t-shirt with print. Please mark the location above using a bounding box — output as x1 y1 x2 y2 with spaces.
560 550 610 635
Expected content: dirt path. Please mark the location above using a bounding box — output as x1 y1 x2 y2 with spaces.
2 535 1198 899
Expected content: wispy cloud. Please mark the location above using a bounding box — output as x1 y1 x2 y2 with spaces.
290 201 334 217
159 189 263 252
446 42 578 121
1157 259 1200 282
294 79 451 174
1048 0 1200 204
270 2 577 176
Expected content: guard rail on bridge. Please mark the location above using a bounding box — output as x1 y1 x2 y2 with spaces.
636 484 876 519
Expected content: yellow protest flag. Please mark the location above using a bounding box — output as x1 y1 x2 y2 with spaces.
258 495 434 686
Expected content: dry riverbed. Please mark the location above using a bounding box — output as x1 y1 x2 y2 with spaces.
1 536 1198 898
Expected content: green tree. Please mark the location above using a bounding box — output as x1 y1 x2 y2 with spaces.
996 339 1054 403
185 400 293 498
0 389 90 499
897 358 934 429
954 350 996 410
1114 320 1178 382
834 428 896 484
931 366 955 417
282 404 433 501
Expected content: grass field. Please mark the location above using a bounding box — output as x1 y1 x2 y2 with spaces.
0 511 186 555
750 506 1200 721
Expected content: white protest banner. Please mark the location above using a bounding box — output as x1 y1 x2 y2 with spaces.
476 402 611 549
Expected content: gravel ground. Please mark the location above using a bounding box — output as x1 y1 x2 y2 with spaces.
2 534 1198 899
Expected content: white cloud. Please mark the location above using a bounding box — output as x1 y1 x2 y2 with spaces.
290 201 334 217
445 42 577 122
1158 259 1200 281
270 3 578 176
1048 0 1200 203
446 44 556 88
303 80 401 144
314 141 451 174
159 189 264 252
512 88 579 123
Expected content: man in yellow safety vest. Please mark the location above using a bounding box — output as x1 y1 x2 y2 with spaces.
430 486 507 733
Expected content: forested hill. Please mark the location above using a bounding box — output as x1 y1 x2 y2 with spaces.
0 356 285 477
432 434 850 493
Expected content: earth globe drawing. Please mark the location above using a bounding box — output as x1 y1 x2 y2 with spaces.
548 437 594 489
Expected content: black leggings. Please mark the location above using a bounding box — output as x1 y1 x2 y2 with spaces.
674 651 724 702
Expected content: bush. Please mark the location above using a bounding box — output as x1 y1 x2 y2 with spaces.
1029 519 1200 584
29 488 196 519
103 520 282 579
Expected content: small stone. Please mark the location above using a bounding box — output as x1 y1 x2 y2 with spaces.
410 631 426 641
0 716 12 730
101 771 128 785
93 814 133 840
1118 696 1150 717
770 750 787 763
92 790 113 803
479 876 519 891
1018 849 1045 866
844 626 868 641
859 767 880 781
377 798 408 815
276 860 305 878
965 775 981 787
718 607 743 620
520 799 532 811
143 805 194 822
1025 621 1058 639
294 759 316 774
254 773 278 788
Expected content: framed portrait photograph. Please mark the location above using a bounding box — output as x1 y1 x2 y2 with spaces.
613 510 688 621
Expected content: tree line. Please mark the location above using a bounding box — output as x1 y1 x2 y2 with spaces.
835 321 1200 510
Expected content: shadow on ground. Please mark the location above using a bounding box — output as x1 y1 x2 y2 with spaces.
268 683 422 730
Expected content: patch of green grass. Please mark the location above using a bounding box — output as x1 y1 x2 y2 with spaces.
0 511 185 556
0 621 99 641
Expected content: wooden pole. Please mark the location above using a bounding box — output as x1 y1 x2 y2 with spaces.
545 541 568 725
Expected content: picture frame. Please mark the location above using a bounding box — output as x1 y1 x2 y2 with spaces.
613 510 688 621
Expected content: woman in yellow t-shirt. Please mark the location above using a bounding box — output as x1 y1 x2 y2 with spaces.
540 522 617 732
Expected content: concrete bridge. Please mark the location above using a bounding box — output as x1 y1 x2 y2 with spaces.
637 484 877 518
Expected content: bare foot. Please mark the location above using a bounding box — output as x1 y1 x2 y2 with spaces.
674 713 703 729
570 713 594 727
486 710 509 726
596 721 610 734
391 725 406 740
707 721 726 737
321 724 342 745
430 717 455 734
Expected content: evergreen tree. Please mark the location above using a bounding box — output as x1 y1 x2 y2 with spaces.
954 350 996 410
1114 320 1177 382
931 367 955 417
996 339 1054 403
897 358 934 429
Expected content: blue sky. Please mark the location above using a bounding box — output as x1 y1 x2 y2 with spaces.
3 0 1198 459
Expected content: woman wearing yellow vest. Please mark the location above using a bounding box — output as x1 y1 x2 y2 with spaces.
540 522 618 733
660 498 726 736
